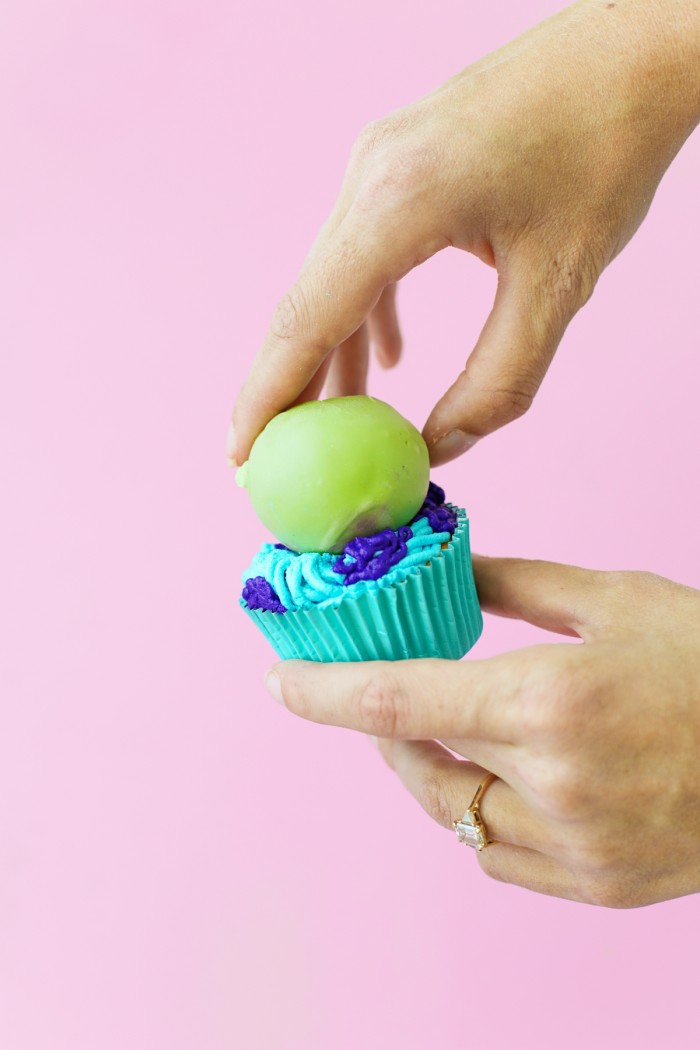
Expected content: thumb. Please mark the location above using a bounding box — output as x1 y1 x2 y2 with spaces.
423 258 584 465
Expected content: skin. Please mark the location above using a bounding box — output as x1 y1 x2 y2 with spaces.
229 0 700 468
265 559 700 908
233 0 700 904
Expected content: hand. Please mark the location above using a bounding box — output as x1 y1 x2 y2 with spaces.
264 557 700 908
230 0 700 468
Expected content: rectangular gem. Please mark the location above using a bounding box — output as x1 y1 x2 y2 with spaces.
455 820 485 848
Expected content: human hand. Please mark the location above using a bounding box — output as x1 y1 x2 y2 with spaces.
264 557 700 908
230 0 700 468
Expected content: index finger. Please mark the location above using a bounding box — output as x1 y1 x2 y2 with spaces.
231 217 405 466
264 651 547 744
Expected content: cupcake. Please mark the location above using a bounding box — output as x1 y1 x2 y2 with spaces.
237 396 483 662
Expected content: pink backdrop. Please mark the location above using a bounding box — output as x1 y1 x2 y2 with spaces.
2 2 699 1047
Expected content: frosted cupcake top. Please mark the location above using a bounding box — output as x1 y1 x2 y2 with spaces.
241 483 463 614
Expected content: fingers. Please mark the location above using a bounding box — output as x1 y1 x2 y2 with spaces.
303 282 401 401
377 739 582 900
265 655 532 745
422 257 584 466
324 323 369 398
368 283 402 368
283 355 333 412
378 740 552 852
475 557 695 640
472 555 610 640
476 844 584 903
232 216 413 466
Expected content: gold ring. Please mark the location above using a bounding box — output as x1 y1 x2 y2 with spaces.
453 771 498 851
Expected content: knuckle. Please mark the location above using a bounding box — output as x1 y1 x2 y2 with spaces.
354 671 406 737
351 117 402 169
417 773 454 829
350 116 441 220
516 653 582 740
579 874 646 910
530 759 590 822
531 658 595 742
270 288 308 344
598 570 682 629
354 146 431 215
603 569 665 599
465 371 540 433
486 382 536 425
537 243 601 316
567 832 621 873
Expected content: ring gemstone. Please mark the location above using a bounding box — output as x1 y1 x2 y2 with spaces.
454 810 488 851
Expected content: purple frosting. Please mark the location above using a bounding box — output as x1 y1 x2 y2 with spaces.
242 576 288 613
333 525 413 587
331 483 457 587
414 481 458 535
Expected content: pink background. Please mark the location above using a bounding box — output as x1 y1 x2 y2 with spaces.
2 2 699 1047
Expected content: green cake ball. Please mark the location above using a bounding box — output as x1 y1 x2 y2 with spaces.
237 396 430 553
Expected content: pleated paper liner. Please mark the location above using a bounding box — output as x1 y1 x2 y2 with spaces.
241 514 483 662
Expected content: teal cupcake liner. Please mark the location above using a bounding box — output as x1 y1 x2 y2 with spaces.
240 515 483 662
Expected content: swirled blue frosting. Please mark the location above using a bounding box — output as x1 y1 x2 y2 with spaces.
242 483 464 614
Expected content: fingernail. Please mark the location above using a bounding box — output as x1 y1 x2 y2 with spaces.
226 422 239 466
264 671 284 705
429 430 479 466
235 462 250 489
376 346 400 370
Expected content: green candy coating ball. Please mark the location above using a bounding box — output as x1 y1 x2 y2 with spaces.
238 396 430 553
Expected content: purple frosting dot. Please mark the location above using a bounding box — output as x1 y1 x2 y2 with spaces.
242 576 288 614
333 525 413 586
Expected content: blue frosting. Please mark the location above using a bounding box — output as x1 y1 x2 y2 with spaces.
241 507 465 613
